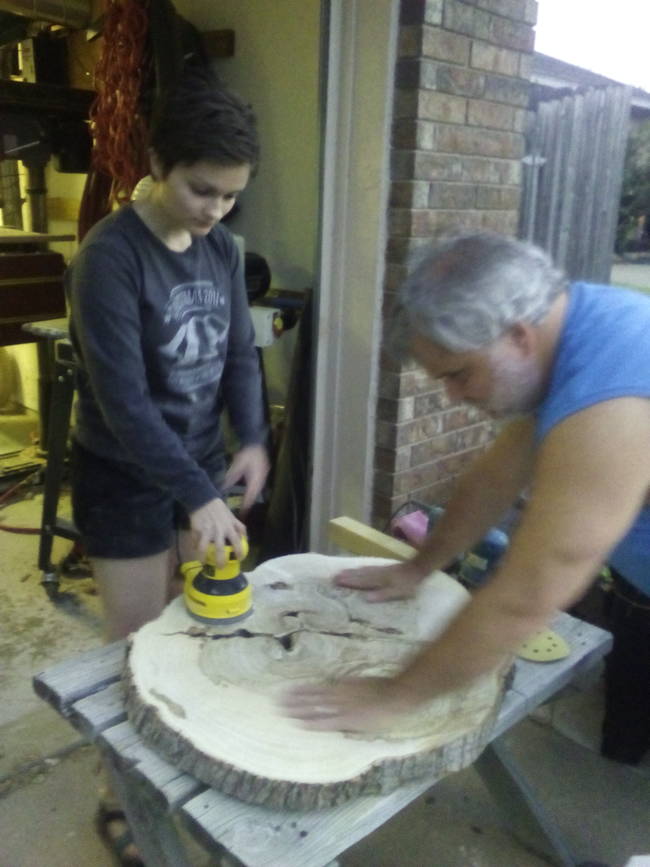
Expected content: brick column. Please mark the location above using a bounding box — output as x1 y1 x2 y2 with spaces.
372 0 537 527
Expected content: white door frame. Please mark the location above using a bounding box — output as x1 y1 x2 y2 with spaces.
308 0 399 552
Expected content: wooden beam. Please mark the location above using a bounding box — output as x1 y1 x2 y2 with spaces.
328 516 415 560
0 79 93 117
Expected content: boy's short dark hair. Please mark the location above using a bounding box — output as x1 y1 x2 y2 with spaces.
149 64 259 174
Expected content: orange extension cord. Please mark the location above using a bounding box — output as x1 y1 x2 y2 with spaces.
89 0 151 205
0 472 41 535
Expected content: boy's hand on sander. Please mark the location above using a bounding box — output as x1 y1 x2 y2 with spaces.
190 498 246 565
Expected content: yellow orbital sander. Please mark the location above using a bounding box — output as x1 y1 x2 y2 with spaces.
181 536 252 625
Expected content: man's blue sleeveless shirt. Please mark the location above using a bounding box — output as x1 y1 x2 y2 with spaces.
535 282 650 595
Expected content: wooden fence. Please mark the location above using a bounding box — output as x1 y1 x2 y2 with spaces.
519 85 632 283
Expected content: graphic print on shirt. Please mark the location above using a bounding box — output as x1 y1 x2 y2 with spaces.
160 281 229 392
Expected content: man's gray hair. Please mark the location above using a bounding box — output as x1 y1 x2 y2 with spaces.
389 231 568 355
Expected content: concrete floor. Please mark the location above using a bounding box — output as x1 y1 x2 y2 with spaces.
1 366 650 865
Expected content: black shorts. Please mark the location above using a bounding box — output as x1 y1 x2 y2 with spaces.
70 440 225 559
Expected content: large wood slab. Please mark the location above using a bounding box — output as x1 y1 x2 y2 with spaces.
125 554 506 811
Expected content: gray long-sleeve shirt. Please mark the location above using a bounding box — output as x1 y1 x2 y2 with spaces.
66 205 266 513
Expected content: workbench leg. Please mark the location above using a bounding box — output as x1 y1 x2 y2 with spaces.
103 756 194 867
36 339 56 452
37 359 75 596
475 737 577 867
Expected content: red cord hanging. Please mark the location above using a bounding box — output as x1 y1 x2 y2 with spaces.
89 0 151 205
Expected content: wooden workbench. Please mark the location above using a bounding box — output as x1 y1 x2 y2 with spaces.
33 610 611 867
0 226 75 245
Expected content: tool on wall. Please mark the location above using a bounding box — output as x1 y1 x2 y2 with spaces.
181 535 252 625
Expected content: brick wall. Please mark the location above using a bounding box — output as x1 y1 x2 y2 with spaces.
372 0 536 527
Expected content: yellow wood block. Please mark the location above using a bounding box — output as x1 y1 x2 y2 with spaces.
328 516 415 560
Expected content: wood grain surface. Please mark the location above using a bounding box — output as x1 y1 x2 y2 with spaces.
125 554 505 810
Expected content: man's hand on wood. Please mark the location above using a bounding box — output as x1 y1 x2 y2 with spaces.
281 677 420 733
334 561 426 602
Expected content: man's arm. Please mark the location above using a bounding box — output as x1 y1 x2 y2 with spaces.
411 416 536 574
336 416 536 600
285 397 650 730
398 396 650 696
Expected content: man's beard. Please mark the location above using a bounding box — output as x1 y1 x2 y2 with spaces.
482 350 544 419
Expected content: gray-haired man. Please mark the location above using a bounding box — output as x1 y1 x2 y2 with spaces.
285 232 650 764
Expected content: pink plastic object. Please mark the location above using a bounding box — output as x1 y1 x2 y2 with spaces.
390 510 429 546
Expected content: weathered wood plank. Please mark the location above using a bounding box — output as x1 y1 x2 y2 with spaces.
97 719 143 757
99 720 205 810
181 774 441 867
103 756 195 867
69 681 128 739
474 739 576 867
523 84 631 282
32 641 126 718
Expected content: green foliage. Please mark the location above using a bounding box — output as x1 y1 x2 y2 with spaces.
617 119 650 253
